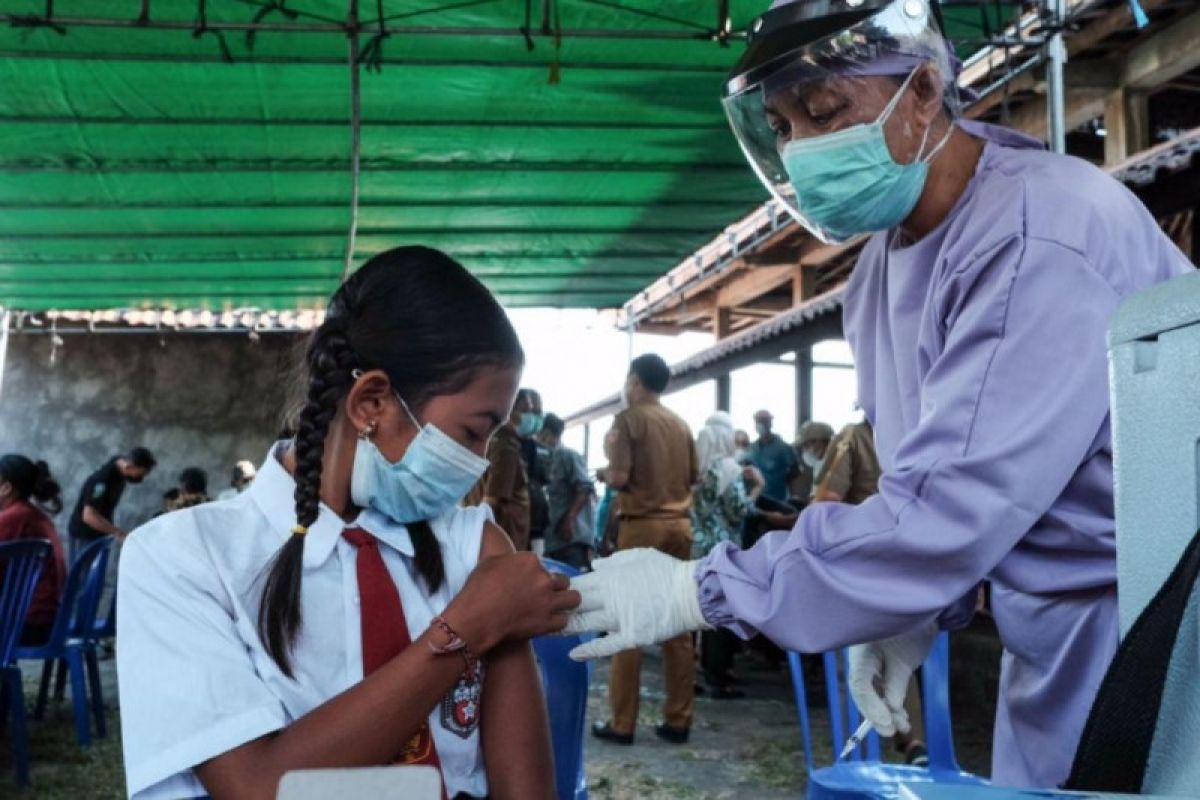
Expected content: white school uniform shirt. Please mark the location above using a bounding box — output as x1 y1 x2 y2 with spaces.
117 445 491 800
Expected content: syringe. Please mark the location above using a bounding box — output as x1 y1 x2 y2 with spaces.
838 718 873 761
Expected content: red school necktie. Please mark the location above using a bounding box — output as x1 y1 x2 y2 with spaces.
342 528 445 776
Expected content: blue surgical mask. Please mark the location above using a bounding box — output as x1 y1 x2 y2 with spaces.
781 72 948 241
350 394 488 524
516 412 544 437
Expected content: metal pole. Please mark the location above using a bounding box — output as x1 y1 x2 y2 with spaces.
0 308 11 404
1045 0 1068 153
0 14 734 41
342 2 362 281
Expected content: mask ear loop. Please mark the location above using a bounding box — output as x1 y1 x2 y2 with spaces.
873 69 919 126
878 67 954 167
392 390 425 434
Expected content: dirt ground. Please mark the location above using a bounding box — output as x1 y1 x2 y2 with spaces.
582 645 994 800
0 642 994 799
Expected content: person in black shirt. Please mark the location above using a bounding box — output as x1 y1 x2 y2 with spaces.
68 447 156 558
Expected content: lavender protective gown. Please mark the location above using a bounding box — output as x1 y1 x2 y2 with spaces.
696 121 1193 787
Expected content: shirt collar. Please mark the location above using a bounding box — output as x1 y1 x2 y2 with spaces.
957 119 1043 151
248 443 416 571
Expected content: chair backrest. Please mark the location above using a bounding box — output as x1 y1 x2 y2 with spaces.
786 632 961 775
43 537 111 647
533 558 589 800
0 540 51 665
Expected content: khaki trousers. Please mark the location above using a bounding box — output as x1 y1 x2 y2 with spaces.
608 516 694 733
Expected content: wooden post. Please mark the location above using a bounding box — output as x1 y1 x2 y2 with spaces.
1104 87 1150 165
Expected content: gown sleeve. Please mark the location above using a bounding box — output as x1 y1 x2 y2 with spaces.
696 236 1121 652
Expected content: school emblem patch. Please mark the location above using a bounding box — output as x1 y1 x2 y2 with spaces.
440 661 485 739
397 723 435 764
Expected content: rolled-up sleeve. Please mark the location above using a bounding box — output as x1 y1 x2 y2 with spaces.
118 533 287 799
697 237 1119 652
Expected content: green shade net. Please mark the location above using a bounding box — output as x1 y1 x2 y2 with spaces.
0 0 1010 312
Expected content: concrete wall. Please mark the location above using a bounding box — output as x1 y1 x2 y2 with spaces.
0 331 304 533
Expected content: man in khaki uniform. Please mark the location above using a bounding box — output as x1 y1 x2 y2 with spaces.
813 420 882 504
465 388 533 550
592 354 698 746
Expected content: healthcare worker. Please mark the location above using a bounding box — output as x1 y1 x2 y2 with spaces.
564 0 1194 787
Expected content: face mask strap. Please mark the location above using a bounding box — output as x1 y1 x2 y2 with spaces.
873 68 918 126
920 121 954 165
393 391 424 434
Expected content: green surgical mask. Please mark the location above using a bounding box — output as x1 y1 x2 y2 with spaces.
516 412 544 437
781 72 948 242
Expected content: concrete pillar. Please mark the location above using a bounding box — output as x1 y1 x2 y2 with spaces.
795 347 813 431
716 374 731 412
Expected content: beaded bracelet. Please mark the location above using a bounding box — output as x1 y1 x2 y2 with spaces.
427 615 479 674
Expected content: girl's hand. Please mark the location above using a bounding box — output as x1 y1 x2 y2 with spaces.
444 551 580 653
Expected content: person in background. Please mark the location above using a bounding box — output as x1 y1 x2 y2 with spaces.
160 488 181 514
691 413 799 698
517 389 550 556
217 460 257 502
733 429 752 464
167 467 212 512
594 428 621 558
789 421 834 506
592 354 698 746
749 410 798 503
466 388 534 550
0 455 68 645
538 414 595 570
813 421 881 505
67 447 156 558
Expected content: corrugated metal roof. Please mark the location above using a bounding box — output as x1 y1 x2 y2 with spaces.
1111 126 1200 187
669 284 845 373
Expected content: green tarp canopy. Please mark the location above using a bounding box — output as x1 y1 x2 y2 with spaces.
0 1 1010 312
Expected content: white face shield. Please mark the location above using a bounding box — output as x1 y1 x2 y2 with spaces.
723 0 962 243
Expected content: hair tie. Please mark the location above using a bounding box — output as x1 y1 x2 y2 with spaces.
291 525 309 536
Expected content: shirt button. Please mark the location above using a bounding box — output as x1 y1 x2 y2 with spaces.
353 594 361 606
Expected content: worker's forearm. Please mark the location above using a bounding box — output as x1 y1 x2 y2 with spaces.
82 507 123 537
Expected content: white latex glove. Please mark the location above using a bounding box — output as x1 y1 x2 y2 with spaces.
848 622 937 737
562 548 712 661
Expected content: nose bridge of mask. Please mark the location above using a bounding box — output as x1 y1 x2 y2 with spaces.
416 422 489 476
391 390 488 475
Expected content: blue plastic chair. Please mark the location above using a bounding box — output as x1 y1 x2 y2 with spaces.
17 537 111 747
533 558 590 800
787 633 987 799
92 584 116 640
0 540 51 786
